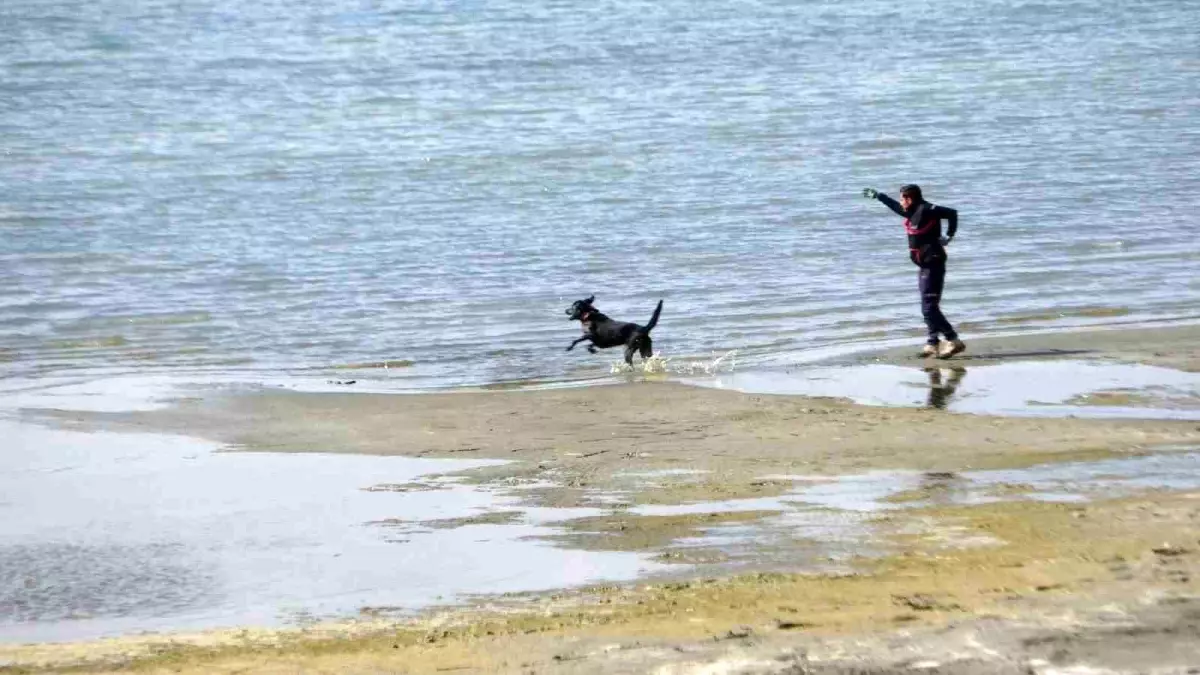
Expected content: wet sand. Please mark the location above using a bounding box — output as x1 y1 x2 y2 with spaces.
850 322 1200 372
5 324 1200 673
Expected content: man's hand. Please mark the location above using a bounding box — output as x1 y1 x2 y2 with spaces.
940 236 952 246
862 187 878 199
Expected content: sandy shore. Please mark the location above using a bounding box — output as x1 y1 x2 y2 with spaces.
5 324 1200 673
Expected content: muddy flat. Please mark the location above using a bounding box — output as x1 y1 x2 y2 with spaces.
4 324 1200 673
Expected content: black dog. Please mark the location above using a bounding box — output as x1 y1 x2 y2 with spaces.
565 295 663 366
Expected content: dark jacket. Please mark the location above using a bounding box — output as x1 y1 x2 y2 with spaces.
876 194 958 267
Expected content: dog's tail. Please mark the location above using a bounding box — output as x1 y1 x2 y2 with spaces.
641 300 663 334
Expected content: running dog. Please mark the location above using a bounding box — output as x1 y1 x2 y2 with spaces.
565 295 663 366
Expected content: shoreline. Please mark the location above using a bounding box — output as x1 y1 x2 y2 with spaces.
328 319 1200 395
4 322 1200 672
5 489 1199 673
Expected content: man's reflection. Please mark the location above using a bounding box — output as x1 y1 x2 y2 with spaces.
925 366 966 409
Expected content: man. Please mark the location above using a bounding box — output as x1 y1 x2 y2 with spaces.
862 184 965 359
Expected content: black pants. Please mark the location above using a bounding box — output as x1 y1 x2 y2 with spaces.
918 263 957 345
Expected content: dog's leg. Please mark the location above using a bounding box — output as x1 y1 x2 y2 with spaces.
623 344 636 365
566 336 591 352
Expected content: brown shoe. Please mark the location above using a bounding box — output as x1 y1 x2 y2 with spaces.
921 343 940 357
937 339 966 359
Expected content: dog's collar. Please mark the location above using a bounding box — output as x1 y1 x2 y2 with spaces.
578 310 592 321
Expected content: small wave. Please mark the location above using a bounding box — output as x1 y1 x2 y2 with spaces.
332 360 415 370
10 59 91 70
197 56 331 70
86 312 212 328
609 351 738 376
991 306 1133 326
46 336 129 350
850 136 917 151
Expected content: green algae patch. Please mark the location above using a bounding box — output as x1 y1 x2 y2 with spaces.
621 479 795 506
532 510 785 553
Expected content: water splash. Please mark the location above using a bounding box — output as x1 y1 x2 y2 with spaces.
641 353 670 373
610 351 738 376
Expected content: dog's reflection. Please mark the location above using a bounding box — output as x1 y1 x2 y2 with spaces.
924 366 966 409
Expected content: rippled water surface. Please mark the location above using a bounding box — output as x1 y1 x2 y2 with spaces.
2 0 1199 388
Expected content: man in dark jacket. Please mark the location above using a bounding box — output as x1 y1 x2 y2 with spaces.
863 184 965 359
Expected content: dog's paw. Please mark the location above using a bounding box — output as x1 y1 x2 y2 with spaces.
565 345 574 352
587 346 598 354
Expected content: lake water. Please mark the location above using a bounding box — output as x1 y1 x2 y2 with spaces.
3 0 1199 390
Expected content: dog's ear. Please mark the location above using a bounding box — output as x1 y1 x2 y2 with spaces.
585 295 595 305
